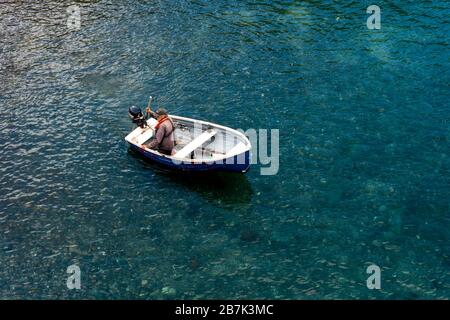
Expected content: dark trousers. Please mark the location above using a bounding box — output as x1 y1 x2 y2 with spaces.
158 148 172 156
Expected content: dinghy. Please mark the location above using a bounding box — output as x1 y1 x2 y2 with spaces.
125 106 251 173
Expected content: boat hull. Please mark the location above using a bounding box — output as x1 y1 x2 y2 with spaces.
129 143 251 173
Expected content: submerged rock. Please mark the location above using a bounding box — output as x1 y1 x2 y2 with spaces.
189 258 200 270
240 230 259 242
161 286 177 297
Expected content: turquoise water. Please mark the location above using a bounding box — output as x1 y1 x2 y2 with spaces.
0 1 449 299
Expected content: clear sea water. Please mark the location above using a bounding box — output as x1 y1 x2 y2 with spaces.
0 1 449 299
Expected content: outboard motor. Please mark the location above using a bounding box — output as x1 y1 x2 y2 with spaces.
128 105 147 128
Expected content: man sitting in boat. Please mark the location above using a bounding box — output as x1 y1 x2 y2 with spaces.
145 107 175 155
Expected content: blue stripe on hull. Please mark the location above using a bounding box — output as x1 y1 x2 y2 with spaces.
129 144 251 173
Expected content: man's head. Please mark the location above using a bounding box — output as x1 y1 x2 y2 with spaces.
155 108 168 119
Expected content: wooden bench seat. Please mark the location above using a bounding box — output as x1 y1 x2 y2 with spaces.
174 129 217 159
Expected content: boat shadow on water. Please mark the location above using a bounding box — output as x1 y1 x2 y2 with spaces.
127 148 254 208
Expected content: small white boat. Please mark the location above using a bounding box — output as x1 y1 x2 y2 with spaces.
125 108 251 173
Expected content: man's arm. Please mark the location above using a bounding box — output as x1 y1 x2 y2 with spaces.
147 126 165 149
145 109 157 120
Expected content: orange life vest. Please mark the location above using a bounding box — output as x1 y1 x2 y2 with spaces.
155 115 174 137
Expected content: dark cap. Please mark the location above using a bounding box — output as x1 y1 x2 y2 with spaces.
155 108 168 116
